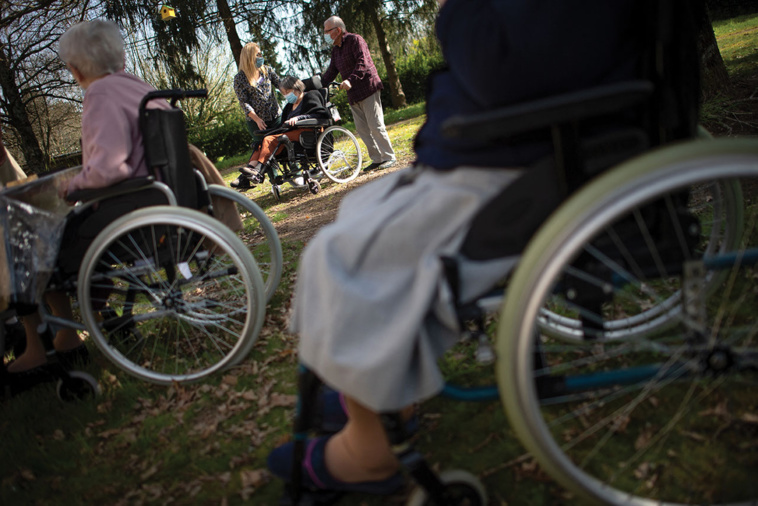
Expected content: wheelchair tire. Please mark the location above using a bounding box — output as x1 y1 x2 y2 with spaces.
78 206 266 384
308 180 320 194
56 371 100 402
316 126 362 184
406 470 487 506
498 138 758 505
207 185 283 303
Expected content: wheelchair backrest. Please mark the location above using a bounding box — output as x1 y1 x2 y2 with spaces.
303 77 341 124
458 0 701 262
140 90 207 209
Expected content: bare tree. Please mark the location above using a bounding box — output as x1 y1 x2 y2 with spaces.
0 0 88 172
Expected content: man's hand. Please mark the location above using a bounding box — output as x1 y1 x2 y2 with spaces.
340 80 352 91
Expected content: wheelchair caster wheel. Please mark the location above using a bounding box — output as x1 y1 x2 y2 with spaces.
308 180 321 194
56 371 101 402
271 184 281 201
406 470 487 506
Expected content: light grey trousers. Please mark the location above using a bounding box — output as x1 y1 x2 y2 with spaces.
350 90 395 164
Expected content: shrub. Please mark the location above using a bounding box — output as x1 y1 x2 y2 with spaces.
187 110 251 161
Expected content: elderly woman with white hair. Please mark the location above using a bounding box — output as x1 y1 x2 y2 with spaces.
5 20 168 389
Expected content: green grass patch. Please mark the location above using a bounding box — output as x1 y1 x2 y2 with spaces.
713 13 758 79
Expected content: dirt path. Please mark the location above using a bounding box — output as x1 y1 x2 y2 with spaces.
247 154 415 245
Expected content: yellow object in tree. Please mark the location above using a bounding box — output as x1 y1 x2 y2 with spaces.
160 5 176 21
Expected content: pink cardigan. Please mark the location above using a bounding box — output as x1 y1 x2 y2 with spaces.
67 71 169 193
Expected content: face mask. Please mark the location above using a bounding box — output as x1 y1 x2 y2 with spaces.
324 33 333 45
285 92 298 104
255 56 264 68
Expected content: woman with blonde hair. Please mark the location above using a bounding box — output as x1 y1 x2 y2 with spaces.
231 42 283 189
233 42 282 138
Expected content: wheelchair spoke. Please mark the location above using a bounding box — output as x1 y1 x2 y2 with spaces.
79 207 265 384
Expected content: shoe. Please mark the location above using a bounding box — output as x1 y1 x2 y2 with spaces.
230 177 251 190
362 162 382 172
241 165 265 184
267 435 405 495
4 363 57 396
378 159 397 170
56 344 90 368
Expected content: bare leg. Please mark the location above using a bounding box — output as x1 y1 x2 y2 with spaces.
324 396 413 483
6 313 47 372
45 290 82 351
6 291 82 372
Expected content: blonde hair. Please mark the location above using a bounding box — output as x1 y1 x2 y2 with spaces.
59 20 125 78
239 42 267 86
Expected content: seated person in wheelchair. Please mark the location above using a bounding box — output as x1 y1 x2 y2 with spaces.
5 20 170 381
266 0 660 496
231 76 330 188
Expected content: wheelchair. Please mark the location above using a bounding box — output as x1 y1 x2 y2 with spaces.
1 89 281 396
284 2 758 504
234 78 363 201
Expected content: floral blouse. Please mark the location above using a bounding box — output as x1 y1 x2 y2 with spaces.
232 66 282 122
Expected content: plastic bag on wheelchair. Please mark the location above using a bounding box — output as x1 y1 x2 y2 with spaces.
0 167 80 311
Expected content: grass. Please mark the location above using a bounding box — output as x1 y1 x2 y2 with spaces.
712 13 758 80
3 15 758 506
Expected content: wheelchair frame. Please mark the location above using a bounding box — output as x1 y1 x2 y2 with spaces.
284 1 758 503
236 80 363 201
2 89 283 395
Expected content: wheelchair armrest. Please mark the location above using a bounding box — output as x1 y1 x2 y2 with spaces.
66 177 156 203
293 118 331 128
442 80 654 141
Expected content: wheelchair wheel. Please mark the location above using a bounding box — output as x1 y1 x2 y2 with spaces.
498 139 758 505
56 371 100 402
537 176 743 341
316 126 362 184
78 206 266 384
308 180 321 194
207 185 283 303
406 470 487 506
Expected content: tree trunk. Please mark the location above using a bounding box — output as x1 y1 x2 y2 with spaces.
693 1 730 98
0 43 45 173
368 7 406 109
216 0 242 66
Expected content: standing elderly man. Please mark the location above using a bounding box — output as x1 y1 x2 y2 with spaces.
321 16 396 171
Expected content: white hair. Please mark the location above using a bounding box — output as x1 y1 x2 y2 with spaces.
325 16 347 32
59 20 125 78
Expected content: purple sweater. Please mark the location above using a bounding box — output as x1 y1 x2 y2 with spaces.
68 71 169 193
322 32 383 105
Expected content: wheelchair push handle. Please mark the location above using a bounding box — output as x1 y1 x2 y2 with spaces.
139 88 208 113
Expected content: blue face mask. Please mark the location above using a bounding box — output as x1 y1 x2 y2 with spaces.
285 92 298 104
255 56 264 68
324 33 333 45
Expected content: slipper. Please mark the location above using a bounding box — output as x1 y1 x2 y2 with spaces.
56 344 91 368
3 363 57 396
267 435 404 495
316 386 419 436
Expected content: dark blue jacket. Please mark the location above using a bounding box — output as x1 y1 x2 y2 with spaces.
414 0 642 170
